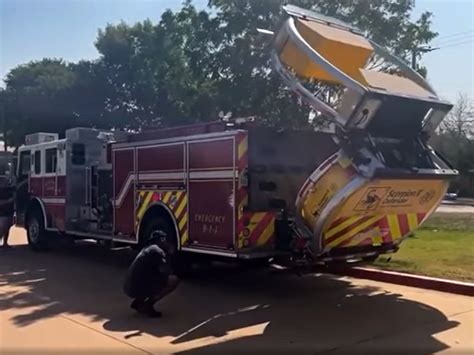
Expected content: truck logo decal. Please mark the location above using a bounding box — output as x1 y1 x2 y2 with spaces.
354 187 389 211
419 190 436 205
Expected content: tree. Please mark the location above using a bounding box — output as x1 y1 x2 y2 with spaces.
95 4 221 129
2 0 440 146
439 93 474 139
2 58 111 147
2 59 75 146
431 93 474 195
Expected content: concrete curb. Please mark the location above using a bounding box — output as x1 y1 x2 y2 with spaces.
334 267 474 297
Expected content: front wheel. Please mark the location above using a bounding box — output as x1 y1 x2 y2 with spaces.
26 210 48 251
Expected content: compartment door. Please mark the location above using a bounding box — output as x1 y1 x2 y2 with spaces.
187 139 236 249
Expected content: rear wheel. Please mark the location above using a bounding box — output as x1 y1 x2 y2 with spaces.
361 255 378 263
141 216 193 277
26 209 48 251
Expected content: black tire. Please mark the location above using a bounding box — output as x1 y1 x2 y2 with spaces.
362 255 379 263
26 209 49 251
242 258 271 269
141 216 193 277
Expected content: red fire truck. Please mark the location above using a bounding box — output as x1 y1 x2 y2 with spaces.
15 124 336 261
15 6 457 270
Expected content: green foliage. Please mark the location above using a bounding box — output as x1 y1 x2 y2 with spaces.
2 0 439 148
430 93 474 196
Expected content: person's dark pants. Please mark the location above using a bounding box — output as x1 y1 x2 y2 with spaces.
130 275 179 316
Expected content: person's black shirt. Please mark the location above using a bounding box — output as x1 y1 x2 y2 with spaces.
123 244 170 299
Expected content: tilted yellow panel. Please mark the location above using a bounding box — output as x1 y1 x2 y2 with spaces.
279 19 373 85
360 69 435 99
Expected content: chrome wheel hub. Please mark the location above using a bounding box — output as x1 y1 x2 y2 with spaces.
29 219 40 243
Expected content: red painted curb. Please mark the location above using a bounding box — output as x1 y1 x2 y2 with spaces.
333 267 474 296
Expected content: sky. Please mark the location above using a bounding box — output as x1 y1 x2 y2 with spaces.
0 0 473 103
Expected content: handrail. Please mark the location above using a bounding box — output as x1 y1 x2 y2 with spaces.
271 51 345 126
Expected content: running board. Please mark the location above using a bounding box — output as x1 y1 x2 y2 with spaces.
181 246 238 258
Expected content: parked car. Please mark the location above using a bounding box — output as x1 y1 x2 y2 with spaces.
443 192 458 201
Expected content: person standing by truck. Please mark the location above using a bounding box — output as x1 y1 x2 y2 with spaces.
0 152 15 248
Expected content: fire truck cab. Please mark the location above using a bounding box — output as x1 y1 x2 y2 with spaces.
16 129 123 248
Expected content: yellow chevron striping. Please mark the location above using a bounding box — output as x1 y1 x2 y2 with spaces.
407 213 419 231
387 214 402 239
325 215 365 239
346 227 381 247
181 230 189 245
179 213 187 231
256 218 275 246
248 212 262 226
162 192 172 204
136 191 146 209
137 191 153 221
238 136 248 161
174 194 187 220
327 215 383 248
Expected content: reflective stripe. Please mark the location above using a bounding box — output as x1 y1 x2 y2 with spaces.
138 172 185 181
42 197 66 204
387 214 402 239
325 215 365 239
189 170 236 179
327 215 383 248
407 213 419 231
238 136 248 162
136 191 153 221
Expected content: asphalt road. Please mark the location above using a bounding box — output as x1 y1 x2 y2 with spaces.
1 228 473 354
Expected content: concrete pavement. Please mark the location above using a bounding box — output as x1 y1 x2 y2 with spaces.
437 204 474 214
1 228 473 354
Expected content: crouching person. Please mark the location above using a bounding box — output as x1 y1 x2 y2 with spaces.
124 231 179 317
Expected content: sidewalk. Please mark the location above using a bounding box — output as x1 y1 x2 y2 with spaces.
1 229 473 354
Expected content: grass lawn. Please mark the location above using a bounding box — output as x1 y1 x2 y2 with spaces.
373 213 474 282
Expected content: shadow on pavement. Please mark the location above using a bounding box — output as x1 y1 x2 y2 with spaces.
0 238 459 353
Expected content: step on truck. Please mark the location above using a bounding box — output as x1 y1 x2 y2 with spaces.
15 5 457 268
